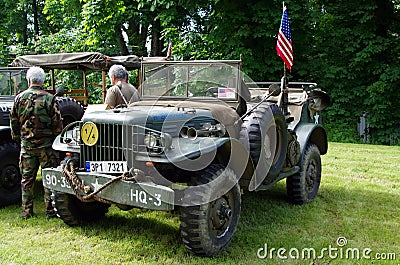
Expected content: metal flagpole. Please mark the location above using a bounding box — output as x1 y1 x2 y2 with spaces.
281 2 289 117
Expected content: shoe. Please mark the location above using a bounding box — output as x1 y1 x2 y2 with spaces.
22 213 33 220
46 212 58 219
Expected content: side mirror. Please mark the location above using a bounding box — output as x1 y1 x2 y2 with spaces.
268 83 281 96
54 87 65 97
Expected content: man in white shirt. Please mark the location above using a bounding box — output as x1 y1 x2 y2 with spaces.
105 64 140 108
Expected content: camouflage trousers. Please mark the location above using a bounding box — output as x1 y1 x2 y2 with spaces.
19 146 59 218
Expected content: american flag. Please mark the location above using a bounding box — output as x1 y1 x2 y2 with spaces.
276 4 293 71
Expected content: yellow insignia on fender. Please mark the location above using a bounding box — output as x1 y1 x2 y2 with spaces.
81 122 98 146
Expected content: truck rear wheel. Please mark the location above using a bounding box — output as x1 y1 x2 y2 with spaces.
51 191 110 226
180 164 241 256
0 142 21 207
286 144 321 204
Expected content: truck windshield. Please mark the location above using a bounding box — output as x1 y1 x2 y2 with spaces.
0 69 27 96
140 61 241 101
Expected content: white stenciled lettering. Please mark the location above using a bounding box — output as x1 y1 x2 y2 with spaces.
52 175 57 186
45 174 58 186
45 174 51 186
0 106 10 112
139 191 147 204
60 177 70 189
154 193 161 207
131 189 162 206
131 189 138 202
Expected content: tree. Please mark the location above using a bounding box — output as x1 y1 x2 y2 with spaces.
309 0 400 144
1 0 400 144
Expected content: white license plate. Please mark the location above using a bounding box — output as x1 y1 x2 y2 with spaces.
85 161 128 173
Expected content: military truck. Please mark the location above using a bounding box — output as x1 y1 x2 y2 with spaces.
42 59 330 256
0 66 84 207
0 68 25 206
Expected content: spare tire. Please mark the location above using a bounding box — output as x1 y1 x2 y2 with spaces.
240 102 287 187
56 97 84 127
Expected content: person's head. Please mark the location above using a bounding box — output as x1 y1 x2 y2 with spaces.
26 66 45 86
108 65 127 85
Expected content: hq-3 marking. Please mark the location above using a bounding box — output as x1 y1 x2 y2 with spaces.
130 189 162 207
44 173 164 208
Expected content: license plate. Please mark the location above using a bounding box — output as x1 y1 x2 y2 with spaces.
85 161 128 173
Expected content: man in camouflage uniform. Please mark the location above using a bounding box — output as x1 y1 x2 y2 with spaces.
10 66 63 219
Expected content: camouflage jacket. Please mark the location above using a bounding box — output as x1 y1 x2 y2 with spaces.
10 85 63 150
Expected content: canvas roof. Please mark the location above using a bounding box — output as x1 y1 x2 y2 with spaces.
9 52 144 71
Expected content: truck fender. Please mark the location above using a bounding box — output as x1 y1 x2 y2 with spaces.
52 129 80 153
293 123 328 160
138 137 255 190
170 137 253 182
216 139 255 190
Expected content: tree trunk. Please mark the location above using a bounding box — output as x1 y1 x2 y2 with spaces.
150 18 163 56
126 19 148 56
22 10 28 46
32 0 39 37
374 0 392 37
115 27 129 55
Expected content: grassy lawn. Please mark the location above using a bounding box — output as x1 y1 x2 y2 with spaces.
0 142 399 265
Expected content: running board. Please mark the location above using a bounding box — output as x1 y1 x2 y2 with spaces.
255 166 300 191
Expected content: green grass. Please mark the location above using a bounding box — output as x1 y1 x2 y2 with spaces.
1 142 399 265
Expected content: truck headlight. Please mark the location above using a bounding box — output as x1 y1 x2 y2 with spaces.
144 132 172 153
160 133 172 149
144 134 157 147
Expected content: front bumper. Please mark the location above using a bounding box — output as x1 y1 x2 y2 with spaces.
42 167 174 211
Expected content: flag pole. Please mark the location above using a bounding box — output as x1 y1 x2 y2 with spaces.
281 2 288 117
281 63 289 117
276 1 291 116
282 1 287 81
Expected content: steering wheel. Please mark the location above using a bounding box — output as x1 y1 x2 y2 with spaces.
204 86 219 97
115 104 127 109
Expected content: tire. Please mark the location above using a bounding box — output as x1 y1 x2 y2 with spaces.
286 144 321 204
180 164 241 256
51 191 110 226
240 103 288 180
0 142 21 207
56 97 84 128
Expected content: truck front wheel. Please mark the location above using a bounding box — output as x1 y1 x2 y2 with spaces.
180 164 241 256
286 144 321 204
51 191 110 226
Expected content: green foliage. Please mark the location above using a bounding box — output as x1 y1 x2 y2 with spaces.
43 0 83 30
1 0 400 144
308 0 400 145
30 29 93 54
81 0 126 45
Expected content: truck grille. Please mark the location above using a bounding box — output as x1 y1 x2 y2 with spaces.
0 113 10 126
80 123 150 168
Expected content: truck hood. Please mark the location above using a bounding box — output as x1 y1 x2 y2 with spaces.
82 105 215 137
